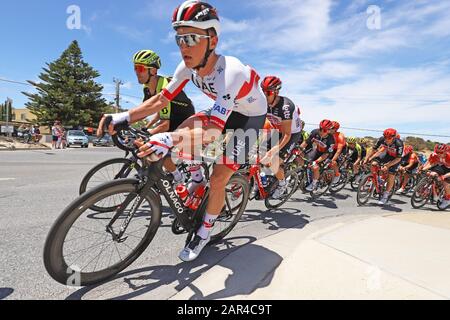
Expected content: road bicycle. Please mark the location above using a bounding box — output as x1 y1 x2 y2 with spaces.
236 159 298 210
356 162 396 206
285 148 334 200
43 122 249 286
411 172 448 210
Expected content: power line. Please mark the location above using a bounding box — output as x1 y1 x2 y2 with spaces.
304 123 450 139
0 78 33 86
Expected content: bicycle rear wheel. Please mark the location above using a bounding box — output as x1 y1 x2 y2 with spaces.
265 170 299 209
44 179 161 286
208 175 250 244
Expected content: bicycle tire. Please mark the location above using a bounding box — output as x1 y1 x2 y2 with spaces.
208 174 250 244
310 169 332 200
265 170 299 209
79 158 142 212
357 174 375 206
411 178 431 209
44 179 161 286
329 169 349 194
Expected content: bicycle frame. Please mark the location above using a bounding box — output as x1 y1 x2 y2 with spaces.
248 164 269 200
105 159 208 243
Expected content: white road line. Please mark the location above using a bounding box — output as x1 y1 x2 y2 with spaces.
0 178 16 181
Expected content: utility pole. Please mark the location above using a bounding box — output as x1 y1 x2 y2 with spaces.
113 78 123 113
6 98 12 138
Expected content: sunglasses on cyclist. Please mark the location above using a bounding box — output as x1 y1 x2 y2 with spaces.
263 90 276 97
175 33 211 47
134 64 150 73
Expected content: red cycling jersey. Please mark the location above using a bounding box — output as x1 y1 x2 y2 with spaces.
402 152 419 166
428 152 450 168
332 132 346 151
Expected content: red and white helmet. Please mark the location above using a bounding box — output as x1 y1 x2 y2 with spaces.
261 76 282 92
383 128 397 138
403 145 413 155
320 119 334 131
434 143 449 155
172 1 221 36
332 121 340 131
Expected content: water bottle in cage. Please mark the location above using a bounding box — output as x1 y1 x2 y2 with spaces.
260 172 268 188
186 181 207 211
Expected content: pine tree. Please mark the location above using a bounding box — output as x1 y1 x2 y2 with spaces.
23 40 113 129
0 99 13 122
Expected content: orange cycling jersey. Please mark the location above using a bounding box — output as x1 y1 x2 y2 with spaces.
429 152 450 168
332 132 346 151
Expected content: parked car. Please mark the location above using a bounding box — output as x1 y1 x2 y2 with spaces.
92 134 114 147
66 130 89 148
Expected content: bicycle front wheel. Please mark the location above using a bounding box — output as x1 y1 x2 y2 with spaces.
411 178 431 209
357 174 375 206
44 179 161 286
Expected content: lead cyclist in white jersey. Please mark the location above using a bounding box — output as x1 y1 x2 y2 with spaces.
98 1 267 262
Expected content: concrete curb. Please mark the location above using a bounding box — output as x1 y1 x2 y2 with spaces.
168 212 450 300
167 213 376 300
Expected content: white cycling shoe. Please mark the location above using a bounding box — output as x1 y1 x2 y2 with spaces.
179 234 211 262
272 184 287 199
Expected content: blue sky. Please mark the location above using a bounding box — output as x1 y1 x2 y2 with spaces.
0 0 449 141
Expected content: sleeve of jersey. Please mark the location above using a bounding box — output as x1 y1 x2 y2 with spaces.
281 100 295 121
396 141 404 157
161 61 190 102
208 69 242 130
375 138 383 150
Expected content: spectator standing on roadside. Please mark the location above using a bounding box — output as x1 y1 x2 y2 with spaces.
51 121 59 149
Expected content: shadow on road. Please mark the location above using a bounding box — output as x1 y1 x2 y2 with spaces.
65 235 284 300
241 206 310 231
0 288 14 300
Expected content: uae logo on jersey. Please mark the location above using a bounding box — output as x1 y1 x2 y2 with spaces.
247 96 257 103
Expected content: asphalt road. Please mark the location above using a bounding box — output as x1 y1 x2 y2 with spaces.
0 147 416 300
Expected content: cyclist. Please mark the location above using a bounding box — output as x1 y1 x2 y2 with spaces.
98 1 267 262
417 152 428 172
397 144 419 194
329 121 347 185
365 128 404 205
420 143 450 209
299 120 310 145
132 50 195 135
260 76 303 199
297 119 335 191
347 136 365 177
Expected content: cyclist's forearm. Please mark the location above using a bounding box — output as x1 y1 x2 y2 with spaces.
316 154 329 163
149 121 170 135
274 133 291 153
129 94 168 123
386 158 401 168
333 146 343 161
146 114 160 129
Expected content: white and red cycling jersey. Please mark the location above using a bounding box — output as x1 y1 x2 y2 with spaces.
161 55 267 130
428 152 450 168
266 96 302 134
